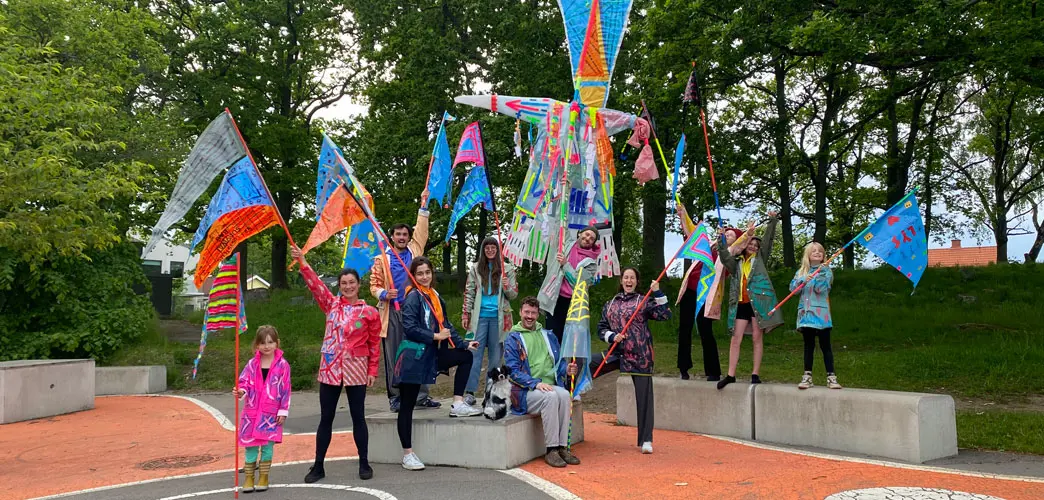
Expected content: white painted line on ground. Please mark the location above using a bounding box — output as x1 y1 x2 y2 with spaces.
499 468 582 500
27 457 359 500
157 484 397 500
702 434 1044 484
106 394 353 435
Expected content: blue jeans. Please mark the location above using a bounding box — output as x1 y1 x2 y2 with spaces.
466 317 503 393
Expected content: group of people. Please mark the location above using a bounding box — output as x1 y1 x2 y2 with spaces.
229 192 843 492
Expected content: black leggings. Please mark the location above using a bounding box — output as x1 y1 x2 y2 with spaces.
801 327 835 373
677 289 721 377
396 345 473 449
315 383 368 466
543 295 571 344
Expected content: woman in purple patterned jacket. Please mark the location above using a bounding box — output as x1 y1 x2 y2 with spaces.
589 267 672 454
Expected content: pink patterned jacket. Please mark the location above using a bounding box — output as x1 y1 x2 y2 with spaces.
237 349 291 447
301 264 381 384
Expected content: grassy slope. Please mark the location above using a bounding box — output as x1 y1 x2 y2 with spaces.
111 263 1044 454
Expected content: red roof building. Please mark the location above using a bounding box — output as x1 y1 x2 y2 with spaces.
927 239 997 267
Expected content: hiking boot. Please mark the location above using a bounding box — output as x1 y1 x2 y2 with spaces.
449 401 482 417
463 392 478 406
827 374 842 389
798 371 813 390
242 461 256 493
389 397 400 413
303 464 325 483
545 450 567 468
359 461 373 480
716 375 736 390
641 442 653 454
750 374 762 384
417 396 442 409
402 452 425 471
558 447 581 465
255 460 271 492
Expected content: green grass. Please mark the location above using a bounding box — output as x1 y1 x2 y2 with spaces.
108 264 1044 453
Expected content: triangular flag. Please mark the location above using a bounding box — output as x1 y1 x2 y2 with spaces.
559 272 593 396
426 112 456 209
856 189 929 288
453 122 485 168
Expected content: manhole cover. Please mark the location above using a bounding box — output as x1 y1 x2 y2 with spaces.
138 454 219 470
825 487 1005 500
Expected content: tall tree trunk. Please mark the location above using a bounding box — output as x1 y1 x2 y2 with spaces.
773 57 796 267
1027 202 1043 263
640 177 667 279
270 190 292 289
456 222 467 292
443 241 452 274
812 69 838 243
478 209 488 242
236 241 249 292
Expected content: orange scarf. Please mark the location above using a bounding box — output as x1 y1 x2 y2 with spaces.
407 285 445 329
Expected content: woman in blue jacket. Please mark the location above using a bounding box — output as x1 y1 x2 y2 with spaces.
393 257 481 471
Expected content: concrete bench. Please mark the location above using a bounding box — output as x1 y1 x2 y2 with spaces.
617 375 754 439
754 383 957 463
95 366 167 395
369 399 584 469
0 359 95 424
616 376 957 463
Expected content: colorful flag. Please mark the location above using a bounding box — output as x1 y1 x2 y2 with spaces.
301 181 374 254
559 271 593 395
856 189 929 287
316 134 351 219
559 0 635 107
445 165 494 242
671 133 686 203
426 112 456 209
190 157 280 289
144 112 246 256
453 122 486 168
678 222 717 311
192 254 247 379
682 67 701 107
342 218 380 277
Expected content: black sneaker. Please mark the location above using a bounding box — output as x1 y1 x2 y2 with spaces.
389 397 400 413
417 396 442 408
706 375 721 382
751 374 762 384
680 370 690 380
359 462 373 480
304 465 325 483
716 375 736 390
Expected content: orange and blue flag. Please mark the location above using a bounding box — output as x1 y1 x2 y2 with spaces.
857 189 928 287
678 222 716 312
191 157 280 288
193 253 247 379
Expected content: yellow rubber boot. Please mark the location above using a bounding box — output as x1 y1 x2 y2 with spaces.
242 461 256 493
256 460 271 492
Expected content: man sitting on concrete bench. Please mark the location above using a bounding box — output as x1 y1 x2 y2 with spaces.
503 296 581 468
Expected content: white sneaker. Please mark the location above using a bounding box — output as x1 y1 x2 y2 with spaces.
641 442 653 454
402 452 425 470
826 374 842 389
449 401 482 417
798 371 814 390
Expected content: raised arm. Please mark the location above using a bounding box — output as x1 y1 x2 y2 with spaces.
760 212 779 259
408 205 430 257
293 247 335 314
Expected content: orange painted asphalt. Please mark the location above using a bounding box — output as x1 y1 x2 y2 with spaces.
1 396 1041 500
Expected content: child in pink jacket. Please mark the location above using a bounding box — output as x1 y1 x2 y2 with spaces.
233 325 292 493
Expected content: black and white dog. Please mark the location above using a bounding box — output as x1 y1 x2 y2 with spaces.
482 365 512 421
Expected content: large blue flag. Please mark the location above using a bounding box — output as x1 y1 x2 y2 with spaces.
445 166 494 242
342 219 380 277
671 134 686 204
857 189 928 287
425 112 455 209
677 222 716 312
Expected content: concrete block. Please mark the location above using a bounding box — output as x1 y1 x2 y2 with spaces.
95 366 167 395
369 399 584 469
617 375 754 440
754 384 957 463
0 360 95 424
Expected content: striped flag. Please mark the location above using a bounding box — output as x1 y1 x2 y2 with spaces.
678 222 717 312
192 254 247 379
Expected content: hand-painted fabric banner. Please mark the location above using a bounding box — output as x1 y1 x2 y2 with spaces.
856 189 928 287
559 272 593 395
453 122 485 168
671 134 686 203
678 222 716 312
316 134 352 219
682 68 701 106
342 219 380 277
559 0 635 107
192 254 247 379
426 112 456 209
445 165 494 242
301 181 374 254
191 157 280 288
144 112 246 256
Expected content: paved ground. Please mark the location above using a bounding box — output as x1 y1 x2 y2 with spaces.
3 394 1044 500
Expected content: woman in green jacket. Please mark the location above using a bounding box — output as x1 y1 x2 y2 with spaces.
716 212 784 390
